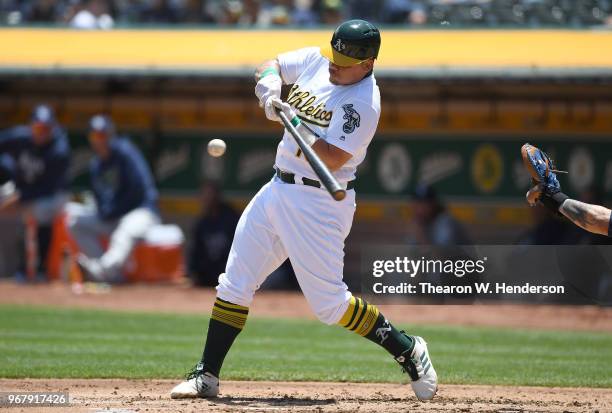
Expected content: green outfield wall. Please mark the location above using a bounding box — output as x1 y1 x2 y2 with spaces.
66 133 612 201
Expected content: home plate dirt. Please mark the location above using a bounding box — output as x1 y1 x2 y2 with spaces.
2 379 610 413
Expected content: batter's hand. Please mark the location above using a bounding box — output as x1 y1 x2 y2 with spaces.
265 98 296 123
255 74 282 108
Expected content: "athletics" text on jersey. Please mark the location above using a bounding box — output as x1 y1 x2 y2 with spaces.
287 84 333 126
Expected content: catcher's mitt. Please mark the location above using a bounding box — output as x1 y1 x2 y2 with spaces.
521 143 566 206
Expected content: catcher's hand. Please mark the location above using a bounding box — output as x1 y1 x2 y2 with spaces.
525 183 544 207
521 143 566 206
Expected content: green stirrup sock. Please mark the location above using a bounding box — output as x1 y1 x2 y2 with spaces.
201 298 249 377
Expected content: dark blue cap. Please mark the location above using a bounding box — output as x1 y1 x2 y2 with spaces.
31 105 55 125
89 114 115 135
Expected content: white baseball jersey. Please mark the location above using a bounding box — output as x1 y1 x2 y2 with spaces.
216 47 382 326
276 47 381 183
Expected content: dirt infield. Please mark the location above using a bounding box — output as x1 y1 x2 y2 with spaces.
2 379 611 413
1 280 612 412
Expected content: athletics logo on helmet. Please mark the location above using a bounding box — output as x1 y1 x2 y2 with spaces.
333 39 346 52
322 19 381 67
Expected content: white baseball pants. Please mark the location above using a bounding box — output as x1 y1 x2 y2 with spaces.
217 176 356 325
66 203 160 279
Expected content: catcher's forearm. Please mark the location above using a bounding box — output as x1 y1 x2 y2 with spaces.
254 59 281 82
559 199 612 236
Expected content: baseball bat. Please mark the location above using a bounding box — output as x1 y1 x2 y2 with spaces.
276 109 346 201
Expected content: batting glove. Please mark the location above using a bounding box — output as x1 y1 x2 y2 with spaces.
255 72 282 108
265 97 298 124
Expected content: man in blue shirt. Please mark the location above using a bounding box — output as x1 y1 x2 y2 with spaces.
68 115 160 282
189 181 239 287
0 104 70 278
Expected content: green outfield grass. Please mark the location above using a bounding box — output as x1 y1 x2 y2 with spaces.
0 305 611 387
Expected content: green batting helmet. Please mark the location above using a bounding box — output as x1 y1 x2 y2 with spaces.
321 19 381 67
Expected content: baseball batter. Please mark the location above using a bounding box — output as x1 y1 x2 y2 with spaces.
171 20 437 401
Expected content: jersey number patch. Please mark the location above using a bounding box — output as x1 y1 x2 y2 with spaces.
342 104 360 134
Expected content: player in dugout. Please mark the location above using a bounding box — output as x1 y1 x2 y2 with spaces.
522 143 611 237
0 104 70 280
67 115 160 282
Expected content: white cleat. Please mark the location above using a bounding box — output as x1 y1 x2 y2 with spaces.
396 335 438 401
76 254 105 282
170 364 219 399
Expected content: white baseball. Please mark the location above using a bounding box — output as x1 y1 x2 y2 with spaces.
207 139 226 157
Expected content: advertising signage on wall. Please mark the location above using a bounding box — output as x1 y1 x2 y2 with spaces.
67 134 612 200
